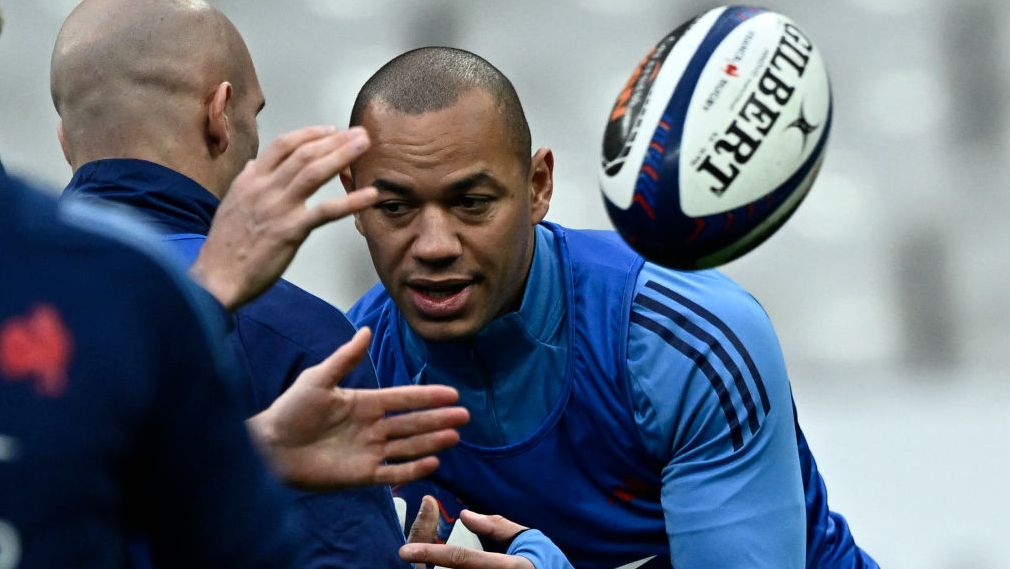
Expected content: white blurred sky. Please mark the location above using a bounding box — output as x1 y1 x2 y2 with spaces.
2 1 1009 566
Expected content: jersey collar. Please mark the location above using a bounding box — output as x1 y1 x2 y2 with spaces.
62 159 218 235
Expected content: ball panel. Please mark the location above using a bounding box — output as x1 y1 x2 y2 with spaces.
598 7 725 210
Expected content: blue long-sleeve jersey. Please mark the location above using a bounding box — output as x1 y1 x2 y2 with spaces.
352 223 878 569
0 164 300 567
62 158 409 569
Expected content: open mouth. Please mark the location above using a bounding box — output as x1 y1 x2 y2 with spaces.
406 279 474 319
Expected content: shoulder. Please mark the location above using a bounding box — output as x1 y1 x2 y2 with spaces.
631 262 776 349
626 262 790 458
41 185 207 314
236 279 361 359
549 224 642 274
4 176 226 367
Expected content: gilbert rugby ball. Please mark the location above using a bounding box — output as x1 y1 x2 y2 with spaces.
599 5 832 269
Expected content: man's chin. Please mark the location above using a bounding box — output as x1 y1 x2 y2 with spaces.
405 316 479 344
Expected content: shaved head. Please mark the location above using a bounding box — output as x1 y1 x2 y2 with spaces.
51 0 264 196
350 47 532 170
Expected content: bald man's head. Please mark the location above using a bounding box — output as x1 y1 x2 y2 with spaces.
51 0 264 197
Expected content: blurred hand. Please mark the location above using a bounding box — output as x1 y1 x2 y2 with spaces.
247 328 470 491
401 495 535 569
190 125 379 310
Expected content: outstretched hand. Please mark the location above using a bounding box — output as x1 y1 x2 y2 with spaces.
248 328 470 491
401 495 535 569
191 125 380 310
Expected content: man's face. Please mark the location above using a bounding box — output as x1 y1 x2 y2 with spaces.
350 89 552 342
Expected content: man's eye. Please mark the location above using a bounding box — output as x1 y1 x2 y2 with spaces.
459 196 491 210
377 201 408 214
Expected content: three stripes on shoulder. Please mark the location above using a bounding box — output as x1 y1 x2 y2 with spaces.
631 280 772 451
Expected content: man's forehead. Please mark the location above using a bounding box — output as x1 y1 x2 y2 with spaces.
367 89 499 126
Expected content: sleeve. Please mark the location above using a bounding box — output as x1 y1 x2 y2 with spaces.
507 530 575 569
130 262 302 568
626 264 805 569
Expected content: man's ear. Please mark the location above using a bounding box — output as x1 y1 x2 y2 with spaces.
339 167 366 236
529 147 554 224
340 167 354 193
207 81 233 157
57 121 73 168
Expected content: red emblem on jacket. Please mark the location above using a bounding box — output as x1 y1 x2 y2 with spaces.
0 304 74 397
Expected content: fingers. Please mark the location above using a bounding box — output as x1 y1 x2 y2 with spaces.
257 125 338 172
383 428 460 462
376 384 462 413
382 406 470 439
399 544 530 569
373 457 441 486
458 510 528 543
304 186 380 231
407 495 440 545
304 327 372 389
274 127 370 198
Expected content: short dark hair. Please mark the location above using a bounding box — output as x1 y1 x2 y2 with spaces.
350 47 532 168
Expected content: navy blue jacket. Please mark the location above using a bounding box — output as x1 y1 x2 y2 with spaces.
63 159 408 568
0 164 300 567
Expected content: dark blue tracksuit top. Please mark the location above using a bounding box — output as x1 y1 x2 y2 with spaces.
63 158 409 569
0 163 301 567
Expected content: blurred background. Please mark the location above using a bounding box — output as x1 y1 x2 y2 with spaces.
2 0 1009 566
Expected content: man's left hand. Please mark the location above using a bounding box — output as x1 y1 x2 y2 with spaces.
400 495 536 569
248 328 470 490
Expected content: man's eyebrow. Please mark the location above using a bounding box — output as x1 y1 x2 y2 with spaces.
372 179 413 196
446 172 507 195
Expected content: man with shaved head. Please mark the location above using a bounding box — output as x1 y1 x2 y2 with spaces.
50 1 444 567
52 0 263 205
346 47 878 568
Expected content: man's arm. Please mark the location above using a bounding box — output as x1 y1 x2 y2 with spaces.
627 267 805 568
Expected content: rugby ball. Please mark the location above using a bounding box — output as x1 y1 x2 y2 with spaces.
599 5 831 269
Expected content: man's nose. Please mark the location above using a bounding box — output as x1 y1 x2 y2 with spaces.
411 207 463 266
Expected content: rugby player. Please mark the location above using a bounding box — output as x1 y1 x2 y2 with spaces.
345 47 879 569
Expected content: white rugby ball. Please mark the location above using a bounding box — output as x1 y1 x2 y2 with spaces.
599 5 831 269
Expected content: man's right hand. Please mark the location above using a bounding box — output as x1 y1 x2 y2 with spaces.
190 125 379 310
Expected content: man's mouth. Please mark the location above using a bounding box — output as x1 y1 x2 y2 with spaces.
406 279 474 319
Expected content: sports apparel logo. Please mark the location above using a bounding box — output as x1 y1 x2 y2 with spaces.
787 103 819 151
0 304 74 397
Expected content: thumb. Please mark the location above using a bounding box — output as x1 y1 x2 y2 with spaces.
407 495 440 545
458 509 528 543
302 327 372 389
